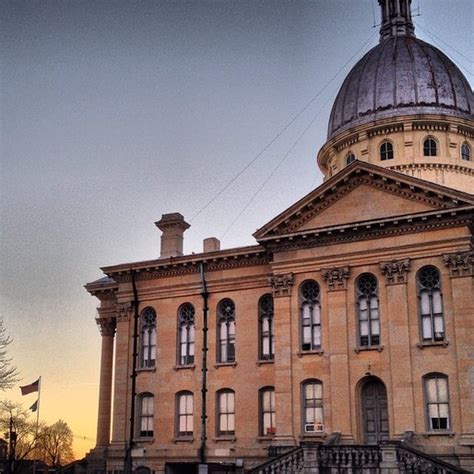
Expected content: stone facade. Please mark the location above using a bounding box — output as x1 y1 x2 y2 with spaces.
85 1 473 472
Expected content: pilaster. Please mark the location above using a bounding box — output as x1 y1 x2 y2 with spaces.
322 266 352 440
443 251 474 442
270 273 296 445
380 258 415 436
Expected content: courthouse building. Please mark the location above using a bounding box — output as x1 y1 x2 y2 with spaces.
85 1 473 472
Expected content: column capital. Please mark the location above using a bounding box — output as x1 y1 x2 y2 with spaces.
96 317 116 337
322 266 350 291
380 258 410 284
115 302 133 322
443 251 474 277
269 273 294 298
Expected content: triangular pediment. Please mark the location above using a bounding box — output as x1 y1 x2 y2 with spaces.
254 161 474 240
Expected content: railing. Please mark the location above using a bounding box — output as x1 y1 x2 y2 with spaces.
246 441 469 473
319 445 381 469
247 446 304 474
396 444 470 474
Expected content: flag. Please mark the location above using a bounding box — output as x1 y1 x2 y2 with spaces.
20 378 40 395
29 400 38 413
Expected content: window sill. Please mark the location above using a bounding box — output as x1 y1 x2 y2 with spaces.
173 436 194 443
256 435 276 442
354 345 384 354
133 437 154 444
421 431 455 438
137 367 156 373
417 340 449 349
299 433 326 440
297 349 324 357
257 359 274 366
214 362 237 368
214 436 237 443
174 364 196 371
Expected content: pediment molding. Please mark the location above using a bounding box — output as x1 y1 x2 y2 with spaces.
254 162 474 240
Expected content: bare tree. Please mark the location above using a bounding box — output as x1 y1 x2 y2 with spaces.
0 317 20 391
37 420 75 467
0 400 37 473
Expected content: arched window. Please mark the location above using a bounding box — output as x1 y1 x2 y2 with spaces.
302 380 323 433
300 280 321 351
461 142 471 161
259 294 274 360
176 391 193 437
346 153 356 165
356 274 380 347
417 266 445 342
138 393 154 437
259 387 276 436
380 141 394 161
140 308 156 368
217 299 235 363
424 374 450 431
217 389 235 436
178 303 195 366
423 137 438 156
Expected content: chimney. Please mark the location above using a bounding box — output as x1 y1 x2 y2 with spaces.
155 213 190 258
203 237 220 253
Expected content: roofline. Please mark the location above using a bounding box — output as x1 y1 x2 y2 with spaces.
254 160 474 239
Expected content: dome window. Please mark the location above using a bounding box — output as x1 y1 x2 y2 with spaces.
423 138 438 157
461 143 471 161
346 153 356 165
380 141 394 161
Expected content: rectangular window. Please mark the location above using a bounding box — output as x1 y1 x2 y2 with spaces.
139 395 154 437
261 389 276 436
177 393 193 436
218 391 235 435
425 376 450 431
303 381 323 431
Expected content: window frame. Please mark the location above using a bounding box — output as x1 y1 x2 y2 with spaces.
217 389 235 436
137 392 154 438
380 141 394 161
299 280 322 352
140 307 157 369
423 137 438 157
259 386 276 437
217 299 236 363
176 391 194 438
258 294 274 361
177 303 196 366
355 273 381 348
461 142 471 161
417 266 445 344
301 379 324 433
423 373 451 432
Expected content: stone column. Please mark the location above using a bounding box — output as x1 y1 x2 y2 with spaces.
380 258 414 436
96 316 117 447
270 273 296 445
322 266 352 440
443 251 474 445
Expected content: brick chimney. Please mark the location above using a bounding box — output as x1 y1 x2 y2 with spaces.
203 237 220 253
155 213 190 258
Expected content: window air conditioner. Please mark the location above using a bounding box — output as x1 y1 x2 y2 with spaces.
304 423 324 433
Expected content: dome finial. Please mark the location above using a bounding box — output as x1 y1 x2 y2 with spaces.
378 0 415 41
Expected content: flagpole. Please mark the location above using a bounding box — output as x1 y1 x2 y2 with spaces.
33 377 41 474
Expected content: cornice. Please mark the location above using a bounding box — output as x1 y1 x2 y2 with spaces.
102 248 271 283
258 206 474 253
254 162 474 240
388 163 474 177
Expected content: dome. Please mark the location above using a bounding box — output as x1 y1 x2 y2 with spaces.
327 36 474 140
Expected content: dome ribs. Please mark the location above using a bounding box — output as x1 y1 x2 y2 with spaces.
327 36 473 140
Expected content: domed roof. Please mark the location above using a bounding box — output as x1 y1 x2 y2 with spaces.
327 35 474 140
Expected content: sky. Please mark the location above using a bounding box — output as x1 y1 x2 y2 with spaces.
1 0 472 460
